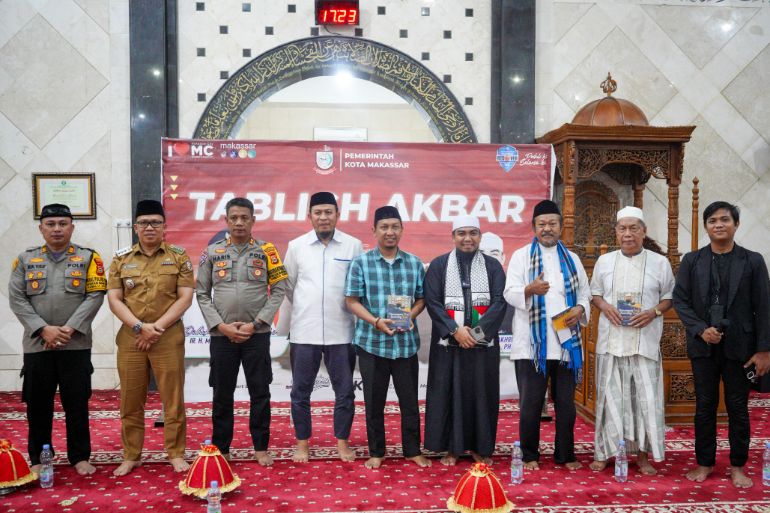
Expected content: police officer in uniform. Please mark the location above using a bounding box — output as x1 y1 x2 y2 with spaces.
106 200 194 476
8 204 106 476
196 197 287 466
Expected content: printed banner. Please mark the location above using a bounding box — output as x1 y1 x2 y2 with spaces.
162 139 553 401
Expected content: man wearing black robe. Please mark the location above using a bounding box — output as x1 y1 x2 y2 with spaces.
423 215 508 465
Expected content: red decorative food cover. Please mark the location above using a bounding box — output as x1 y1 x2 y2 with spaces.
0 440 37 487
179 443 241 498
447 462 514 513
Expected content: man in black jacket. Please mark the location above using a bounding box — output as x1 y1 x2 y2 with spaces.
673 201 770 489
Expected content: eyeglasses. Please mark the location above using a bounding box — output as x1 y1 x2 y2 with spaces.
136 220 163 229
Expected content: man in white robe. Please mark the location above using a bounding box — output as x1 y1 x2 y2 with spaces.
589 206 675 476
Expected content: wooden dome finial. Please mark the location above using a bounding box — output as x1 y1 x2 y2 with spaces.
601 72 617 97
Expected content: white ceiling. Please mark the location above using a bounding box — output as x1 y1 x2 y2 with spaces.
266 75 408 105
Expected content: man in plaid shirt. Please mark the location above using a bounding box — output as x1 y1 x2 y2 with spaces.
345 206 431 469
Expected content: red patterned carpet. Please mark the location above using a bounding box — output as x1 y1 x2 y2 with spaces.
1 391 769 512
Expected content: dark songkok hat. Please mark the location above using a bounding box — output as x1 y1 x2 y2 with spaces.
373 206 402 227
532 200 561 220
309 192 338 210
136 200 165 219
40 203 72 220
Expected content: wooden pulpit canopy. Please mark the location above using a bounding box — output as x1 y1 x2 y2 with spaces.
537 73 695 273
536 73 706 424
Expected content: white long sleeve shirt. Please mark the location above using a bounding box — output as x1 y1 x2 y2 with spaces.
283 229 364 345
504 243 591 361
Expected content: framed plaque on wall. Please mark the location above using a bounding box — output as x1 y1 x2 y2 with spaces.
32 173 96 220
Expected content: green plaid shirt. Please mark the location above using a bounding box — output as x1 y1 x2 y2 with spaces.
344 247 425 359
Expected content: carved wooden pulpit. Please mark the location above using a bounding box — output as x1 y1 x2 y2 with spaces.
537 74 714 425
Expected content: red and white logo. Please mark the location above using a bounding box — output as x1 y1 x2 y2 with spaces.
313 145 336 175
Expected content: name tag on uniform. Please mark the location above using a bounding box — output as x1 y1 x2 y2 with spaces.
123 264 138 269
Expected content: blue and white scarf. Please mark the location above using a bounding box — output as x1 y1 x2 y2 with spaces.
528 238 583 381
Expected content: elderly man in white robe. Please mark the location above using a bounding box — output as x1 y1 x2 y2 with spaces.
589 206 675 476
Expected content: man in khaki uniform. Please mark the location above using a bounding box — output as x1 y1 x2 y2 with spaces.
107 200 194 476
8 203 106 476
196 197 287 466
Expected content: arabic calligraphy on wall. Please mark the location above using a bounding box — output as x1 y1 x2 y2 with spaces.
194 37 476 144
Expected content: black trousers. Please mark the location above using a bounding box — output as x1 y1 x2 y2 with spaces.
515 359 577 464
210 333 272 453
691 344 751 467
22 349 92 466
357 348 421 458
290 343 356 440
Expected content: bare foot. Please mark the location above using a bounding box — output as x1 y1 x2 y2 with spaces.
255 450 273 466
407 455 432 468
170 457 190 472
523 460 540 470
365 457 383 469
589 459 607 471
223 453 231 461
292 440 310 463
565 461 582 470
113 459 142 476
637 452 657 476
471 452 493 465
74 461 96 475
30 464 41 475
441 453 460 466
685 465 712 482
730 466 753 488
337 439 356 462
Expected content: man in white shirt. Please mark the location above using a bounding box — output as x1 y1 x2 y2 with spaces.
589 206 674 476
505 200 591 470
283 192 364 463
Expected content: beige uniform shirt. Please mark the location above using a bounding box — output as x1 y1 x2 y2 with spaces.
107 242 194 325
8 244 107 353
195 236 287 337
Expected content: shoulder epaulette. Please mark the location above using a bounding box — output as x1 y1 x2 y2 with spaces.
25 246 42 252
167 244 186 255
116 246 133 257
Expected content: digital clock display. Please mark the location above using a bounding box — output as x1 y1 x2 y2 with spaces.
316 0 359 25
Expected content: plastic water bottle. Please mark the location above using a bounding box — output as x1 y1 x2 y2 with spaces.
207 481 222 512
615 441 628 483
763 442 770 487
40 445 54 488
511 441 524 484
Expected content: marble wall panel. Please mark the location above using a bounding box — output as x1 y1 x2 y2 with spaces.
0 0 131 390
542 1 770 266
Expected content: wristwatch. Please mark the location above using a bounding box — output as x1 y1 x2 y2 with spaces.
252 320 262 331
654 308 662 317
449 327 459 336
132 322 143 334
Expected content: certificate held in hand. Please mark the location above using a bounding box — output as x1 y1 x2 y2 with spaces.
387 295 412 330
